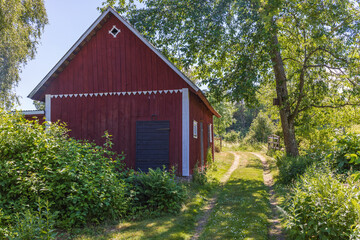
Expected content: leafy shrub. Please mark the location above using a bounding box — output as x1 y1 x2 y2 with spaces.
214 144 221 153
125 167 186 217
325 133 360 173
9 200 58 240
192 163 208 185
244 112 274 143
0 111 127 229
276 153 318 184
223 130 242 143
284 165 360 239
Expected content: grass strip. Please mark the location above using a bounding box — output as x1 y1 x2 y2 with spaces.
199 152 271 240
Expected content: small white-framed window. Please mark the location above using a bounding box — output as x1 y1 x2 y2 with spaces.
209 124 212 143
109 25 121 38
193 120 198 139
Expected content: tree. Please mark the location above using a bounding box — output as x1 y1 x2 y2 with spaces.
33 100 45 111
227 101 262 136
211 100 236 137
102 0 360 156
0 0 48 107
245 111 274 143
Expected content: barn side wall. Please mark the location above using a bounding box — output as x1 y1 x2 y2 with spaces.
24 114 45 124
189 91 214 175
50 92 183 175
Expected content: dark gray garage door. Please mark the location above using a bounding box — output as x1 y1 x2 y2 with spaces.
136 121 170 172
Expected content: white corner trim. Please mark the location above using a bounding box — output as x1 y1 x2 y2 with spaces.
45 94 51 123
182 88 190 177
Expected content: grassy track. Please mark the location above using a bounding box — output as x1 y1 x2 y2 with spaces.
199 152 271 240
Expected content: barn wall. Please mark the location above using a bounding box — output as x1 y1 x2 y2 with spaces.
44 13 191 97
189 91 214 175
24 114 45 124
51 92 183 175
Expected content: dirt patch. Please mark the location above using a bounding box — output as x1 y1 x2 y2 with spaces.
191 151 240 240
251 152 285 240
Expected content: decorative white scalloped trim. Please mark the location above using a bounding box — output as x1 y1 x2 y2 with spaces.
50 89 183 99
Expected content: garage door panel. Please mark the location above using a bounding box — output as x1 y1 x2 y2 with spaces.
136 121 170 172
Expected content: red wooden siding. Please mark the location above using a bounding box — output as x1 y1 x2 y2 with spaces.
51 92 183 175
43 13 192 97
24 114 45 124
189 91 214 174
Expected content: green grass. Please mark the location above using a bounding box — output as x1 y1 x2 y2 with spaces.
68 152 234 240
199 152 271 240
222 141 266 153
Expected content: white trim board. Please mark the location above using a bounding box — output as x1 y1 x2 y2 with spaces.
20 110 45 115
28 7 199 100
182 88 190 176
45 95 51 122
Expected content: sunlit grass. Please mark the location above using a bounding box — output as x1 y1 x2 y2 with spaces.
222 141 266 153
200 153 271 240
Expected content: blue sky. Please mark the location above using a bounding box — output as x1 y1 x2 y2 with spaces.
16 0 104 110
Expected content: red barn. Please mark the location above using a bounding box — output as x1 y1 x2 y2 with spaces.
27 7 220 176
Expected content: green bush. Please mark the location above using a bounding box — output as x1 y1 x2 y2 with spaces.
326 133 360 173
0 111 127 229
9 199 57 240
276 153 318 184
284 165 360 239
244 112 274 143
192 162 208 185
125 167 186 217
223 130 242 143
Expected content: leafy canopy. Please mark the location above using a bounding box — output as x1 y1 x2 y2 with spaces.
0 0 48 107
102 0 360 115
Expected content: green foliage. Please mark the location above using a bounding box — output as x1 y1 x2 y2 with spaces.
223 130 242 143
244 112 274 143
284 165 360 239
227 102 261 137
325 133 360 174
103 0 360 156
0 0 48 105
209 100 236 137
125 167 186 217
192 163 208 186
8 199 57 240
276 153 318 184
296 106 360 153
0 110 127 229
206 148 215 170
33 100 45 111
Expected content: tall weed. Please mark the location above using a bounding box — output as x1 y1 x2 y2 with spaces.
283 164 360 239
125 167 186 217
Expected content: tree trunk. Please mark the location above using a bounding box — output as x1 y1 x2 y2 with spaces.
270 34 299 157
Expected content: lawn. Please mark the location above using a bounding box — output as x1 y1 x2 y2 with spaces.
68 152 234 240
